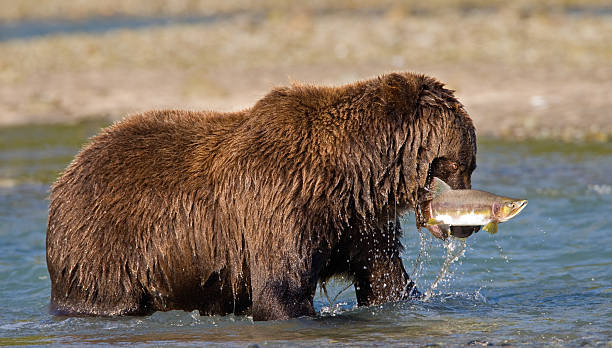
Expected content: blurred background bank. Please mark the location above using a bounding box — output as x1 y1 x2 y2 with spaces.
0 0 611 141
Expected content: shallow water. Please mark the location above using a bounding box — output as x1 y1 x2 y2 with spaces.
3 6 612 42
0 121 610 347
0 13 263 42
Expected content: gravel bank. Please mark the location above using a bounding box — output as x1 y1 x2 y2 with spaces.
1 5 610 142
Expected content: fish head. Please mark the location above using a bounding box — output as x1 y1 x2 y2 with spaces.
496 198 528 222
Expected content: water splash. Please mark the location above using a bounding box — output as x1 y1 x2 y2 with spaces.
587 184 612 195
423 238 467 300
410 227 431 281
318 277 355 316
319 301 353 316
494 241 510 264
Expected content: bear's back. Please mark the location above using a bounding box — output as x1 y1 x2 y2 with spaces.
46 109 251 315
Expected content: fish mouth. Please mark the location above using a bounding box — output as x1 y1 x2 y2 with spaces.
502 199 528 222
514 200 528 215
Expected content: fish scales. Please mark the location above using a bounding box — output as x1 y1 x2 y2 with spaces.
425 177 528 238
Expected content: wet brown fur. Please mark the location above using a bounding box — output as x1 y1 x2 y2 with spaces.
46 72 477 320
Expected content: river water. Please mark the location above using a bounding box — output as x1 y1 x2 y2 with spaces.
0 121 610 347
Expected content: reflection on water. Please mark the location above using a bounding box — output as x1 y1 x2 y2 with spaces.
0 121 610 346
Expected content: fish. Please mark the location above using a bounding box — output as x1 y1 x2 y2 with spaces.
425 177 528 239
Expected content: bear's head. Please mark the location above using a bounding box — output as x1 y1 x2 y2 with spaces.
377 73 478 238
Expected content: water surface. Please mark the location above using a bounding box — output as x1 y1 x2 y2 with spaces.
3 5 612 42
0 121 610 346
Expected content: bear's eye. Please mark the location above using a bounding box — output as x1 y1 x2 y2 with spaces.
450 162 459 171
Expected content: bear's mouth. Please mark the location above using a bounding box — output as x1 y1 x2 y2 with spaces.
423 224 479 240
449 225 479 238
420 225 480 240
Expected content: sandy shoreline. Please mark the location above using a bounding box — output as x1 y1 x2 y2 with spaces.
2 62 611 142
1 7 610 142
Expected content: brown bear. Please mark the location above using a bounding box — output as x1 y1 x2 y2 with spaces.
46 72 478 321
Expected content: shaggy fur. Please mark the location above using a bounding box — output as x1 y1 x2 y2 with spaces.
46 72 477 320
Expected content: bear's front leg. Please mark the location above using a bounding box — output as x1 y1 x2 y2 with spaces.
353 251 419 306
352 223 419 306
250 265 317 321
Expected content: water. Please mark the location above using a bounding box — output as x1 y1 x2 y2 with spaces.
0 13 265 42
0 121 610 347
3 5 612 42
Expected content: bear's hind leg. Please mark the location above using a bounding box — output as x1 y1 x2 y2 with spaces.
49 287 153 317
48 265 153 317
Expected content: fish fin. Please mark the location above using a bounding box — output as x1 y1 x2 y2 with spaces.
483 222 498 234
426 218 450 235
431 177 452 198
426 218 444 226
425 224 451 240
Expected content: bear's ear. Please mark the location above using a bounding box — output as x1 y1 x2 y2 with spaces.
417 76 460 110
380 73 421 111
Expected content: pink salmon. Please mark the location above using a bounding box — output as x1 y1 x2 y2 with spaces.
425 177 528 239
